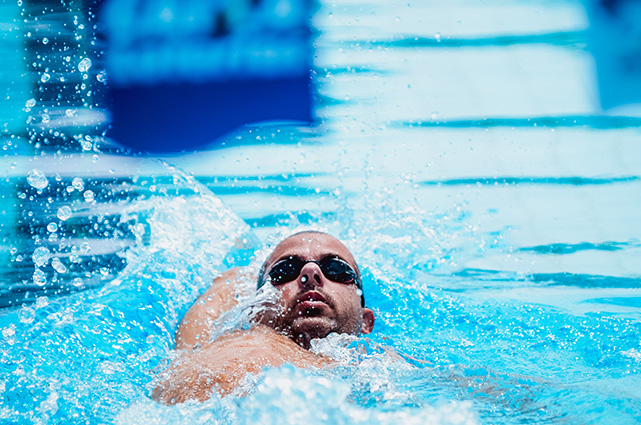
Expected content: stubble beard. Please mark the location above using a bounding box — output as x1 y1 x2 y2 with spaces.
286 315 338 349
266 293 362 349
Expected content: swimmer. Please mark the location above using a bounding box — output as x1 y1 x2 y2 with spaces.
152 231 375 404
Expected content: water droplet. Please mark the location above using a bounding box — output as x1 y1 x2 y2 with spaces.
25 98 36 108
71 177 84 191
78 247 91 262
33 269 47 286
27 169 48 190
83 190 94 202
132 223 146 240
40 73 50 83
2 325 16 338
47 222 58 233
56 205 72 221
32 247 51 268
78 57 92 73
51 258 67 274
18 307 36 324
80 139 92 151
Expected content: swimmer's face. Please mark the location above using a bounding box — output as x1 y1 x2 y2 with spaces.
259 232 374 349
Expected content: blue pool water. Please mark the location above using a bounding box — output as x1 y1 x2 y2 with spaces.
2 0 641 424
1 164 640 424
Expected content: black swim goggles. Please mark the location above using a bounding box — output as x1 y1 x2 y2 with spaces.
258 255 362 291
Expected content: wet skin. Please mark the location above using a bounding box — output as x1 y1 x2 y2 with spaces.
256 232 374 348
154 232 374 403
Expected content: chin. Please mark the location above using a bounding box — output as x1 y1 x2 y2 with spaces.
291 316 335 341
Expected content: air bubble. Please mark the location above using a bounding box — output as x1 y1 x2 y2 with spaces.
40 73 50 83
25 98 36 108
47 222 58 233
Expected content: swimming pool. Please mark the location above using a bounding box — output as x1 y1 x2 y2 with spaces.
1 0 641 424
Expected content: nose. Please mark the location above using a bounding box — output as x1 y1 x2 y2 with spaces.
299 262 322 287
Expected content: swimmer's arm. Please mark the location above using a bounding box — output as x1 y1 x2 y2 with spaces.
175 268 250 350
154 326 334 404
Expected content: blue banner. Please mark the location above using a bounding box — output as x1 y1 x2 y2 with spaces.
100 0 313 152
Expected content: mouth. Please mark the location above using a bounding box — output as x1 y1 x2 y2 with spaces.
295 291 329 316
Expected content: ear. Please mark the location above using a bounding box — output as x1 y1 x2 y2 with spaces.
360 307 375 334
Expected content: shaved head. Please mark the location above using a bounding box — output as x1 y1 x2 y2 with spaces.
255 231 373 348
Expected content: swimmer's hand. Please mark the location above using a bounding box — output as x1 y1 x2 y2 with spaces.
152 326 333 404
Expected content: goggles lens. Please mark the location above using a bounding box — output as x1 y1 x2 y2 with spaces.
268 256 360 287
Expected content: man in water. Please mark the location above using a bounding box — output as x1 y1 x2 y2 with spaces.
153 231 375 404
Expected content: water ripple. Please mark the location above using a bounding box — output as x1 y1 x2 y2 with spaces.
395 115 641 129
418 176 639 186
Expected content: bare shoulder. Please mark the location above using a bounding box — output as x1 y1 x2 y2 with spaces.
175 267 254 349
153 326 332 404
